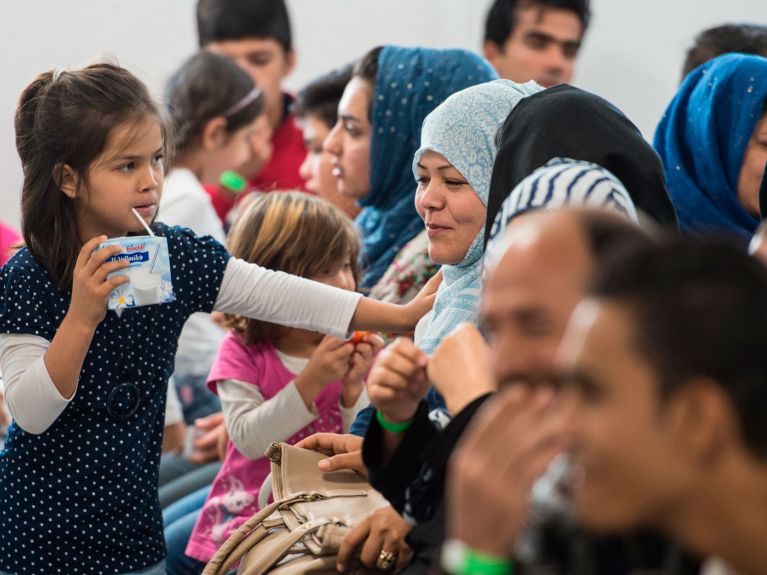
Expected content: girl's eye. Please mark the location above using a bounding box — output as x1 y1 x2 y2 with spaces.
153 153 164 164
118 162 135 173
445 179 467 187
341 262 352 271
344 122 359 137
416 176 430 186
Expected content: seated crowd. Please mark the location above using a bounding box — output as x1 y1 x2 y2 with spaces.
1 1 767 575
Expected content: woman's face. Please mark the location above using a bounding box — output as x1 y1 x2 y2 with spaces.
415 150 487 265
737 111 767 217
323 77 372 200
299 113 360 219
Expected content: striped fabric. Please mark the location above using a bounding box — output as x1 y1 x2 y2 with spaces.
485 158 639 270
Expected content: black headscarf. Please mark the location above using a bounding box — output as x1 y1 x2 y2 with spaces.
485 84 678 241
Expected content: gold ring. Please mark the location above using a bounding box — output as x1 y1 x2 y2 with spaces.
376 549 397 571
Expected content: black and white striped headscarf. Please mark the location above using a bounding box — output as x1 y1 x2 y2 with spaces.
484 158 638 270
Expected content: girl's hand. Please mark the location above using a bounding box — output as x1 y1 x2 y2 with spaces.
341 333 384 408
295 336 355 407
342 332 384 387
400 270 442 330
70 236 129 328
366 338 429 424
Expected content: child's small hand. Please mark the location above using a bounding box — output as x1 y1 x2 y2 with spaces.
295 336 355 407
341 333 384 407
343 333 384 384
70 236 129 327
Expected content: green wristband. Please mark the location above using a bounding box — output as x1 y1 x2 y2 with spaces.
375 410 414 433
442 539 514 575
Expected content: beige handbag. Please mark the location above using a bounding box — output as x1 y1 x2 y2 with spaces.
203 442 389 575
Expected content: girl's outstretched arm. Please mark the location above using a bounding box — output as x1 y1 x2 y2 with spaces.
349 271 442 332
214 259 441 337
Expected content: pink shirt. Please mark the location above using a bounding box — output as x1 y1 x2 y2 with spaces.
185 334 342 562
0 222 21 267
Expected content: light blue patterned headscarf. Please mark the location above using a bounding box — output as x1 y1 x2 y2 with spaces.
356 46 498 291
412 80 543 355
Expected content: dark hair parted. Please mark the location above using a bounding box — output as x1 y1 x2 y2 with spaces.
484 0 590 47
197 0 292 53
591 238 767 460
15 63 168 291
293 64 354 128
351 46 384 121
223 192 360 344
682 23 767 80
166 51 263 157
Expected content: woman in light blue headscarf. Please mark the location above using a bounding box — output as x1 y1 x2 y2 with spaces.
654 52 767 243
412 79 543 355
324 45 498 297
316 80 542 573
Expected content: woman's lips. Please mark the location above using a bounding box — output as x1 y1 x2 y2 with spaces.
426 223 451 237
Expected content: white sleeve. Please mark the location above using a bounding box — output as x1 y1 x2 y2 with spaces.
0 333 75 434
217 378 318 460
213 258 362 339
164 376 184 427
341 386 369 433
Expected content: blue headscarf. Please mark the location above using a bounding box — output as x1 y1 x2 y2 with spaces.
411 79 543 354
355 45 498 290
654 53 767 242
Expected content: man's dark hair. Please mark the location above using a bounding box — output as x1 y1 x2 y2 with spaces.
292 64 353 129
592 238 767 460
484 0 591 47
197 0 292 53
682 23 767 80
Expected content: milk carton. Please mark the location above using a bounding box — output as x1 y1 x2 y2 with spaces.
99 235 175 310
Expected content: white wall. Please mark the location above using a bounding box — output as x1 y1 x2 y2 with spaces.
1 0 766 230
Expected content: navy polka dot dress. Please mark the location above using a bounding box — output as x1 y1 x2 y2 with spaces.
0 224 229 574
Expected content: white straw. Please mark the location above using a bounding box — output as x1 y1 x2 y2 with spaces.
132 208 155 236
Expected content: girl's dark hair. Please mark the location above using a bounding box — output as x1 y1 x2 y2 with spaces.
293 63 353 128
352 46 383 121
165 51 264 156
15 62 169 291
224 191 360 344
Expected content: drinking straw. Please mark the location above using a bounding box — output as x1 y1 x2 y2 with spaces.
131 208 155 236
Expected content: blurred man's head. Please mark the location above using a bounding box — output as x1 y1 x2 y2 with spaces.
197 0 295 128
483 0 590 87
482 209 650 388
682 23 767 81
558 240 767 542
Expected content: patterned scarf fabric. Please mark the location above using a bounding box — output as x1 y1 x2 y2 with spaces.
412 80 543 355
654 53 767 243
356 45 498 290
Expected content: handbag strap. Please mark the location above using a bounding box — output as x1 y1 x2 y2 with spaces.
203 493 310 575
237 518 331 575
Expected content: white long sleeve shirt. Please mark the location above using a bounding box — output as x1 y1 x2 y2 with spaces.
0 257 361 434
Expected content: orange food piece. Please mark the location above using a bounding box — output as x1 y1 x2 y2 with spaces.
348 331 372 345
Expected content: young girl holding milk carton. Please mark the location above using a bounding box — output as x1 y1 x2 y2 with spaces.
0 63 437 575
165 192 382 573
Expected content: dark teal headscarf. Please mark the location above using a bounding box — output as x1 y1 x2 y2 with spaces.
654 53 767 242
355 46 498 290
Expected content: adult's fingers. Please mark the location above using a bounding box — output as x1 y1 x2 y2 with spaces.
337 516 371 572
318 451 367 477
